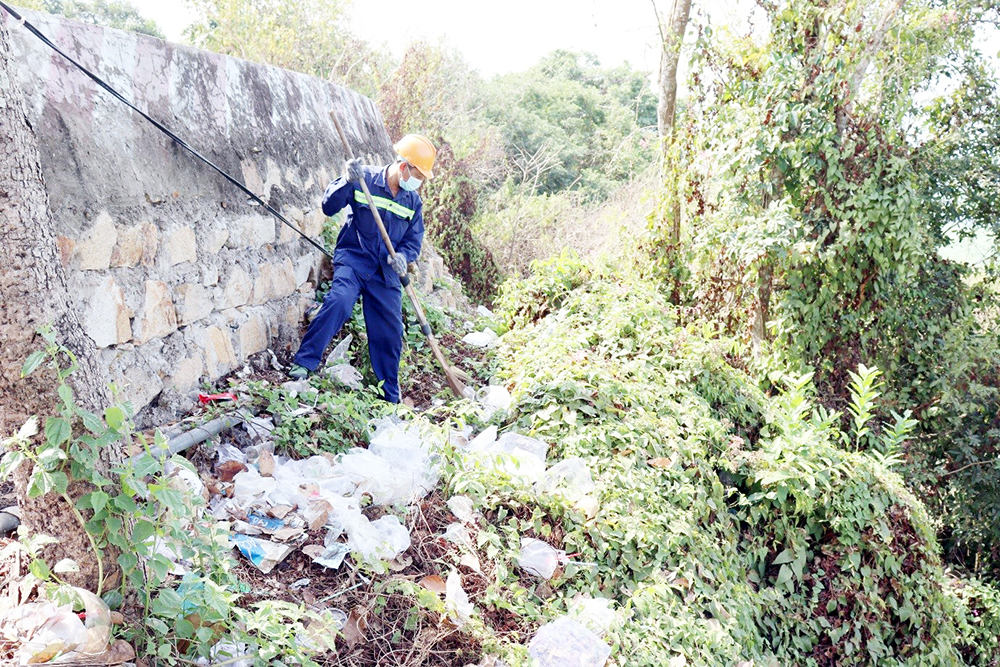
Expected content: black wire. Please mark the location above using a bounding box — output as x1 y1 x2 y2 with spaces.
0 1 334 260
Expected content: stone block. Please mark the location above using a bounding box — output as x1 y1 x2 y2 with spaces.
76 211 118 270
207 227 229 254
136 280 178 344
304 208 325 239
111 222 157 268
226 214 275 249
239 313 268 359
167 354 203 391
166 226 197 266
203 326 237 377
56 236 75 267
252 259 296 304
115 361 164 413
278 207 305 244
294 254 313 287
220 267 253 309
175 283 213 326
83 276 132 348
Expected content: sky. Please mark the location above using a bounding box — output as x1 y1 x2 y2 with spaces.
126 0 753 78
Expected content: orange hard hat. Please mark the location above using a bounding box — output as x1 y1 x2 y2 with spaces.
393 134 436 179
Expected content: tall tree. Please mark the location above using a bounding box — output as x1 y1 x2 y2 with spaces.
1 17 111 589
16 0 164 38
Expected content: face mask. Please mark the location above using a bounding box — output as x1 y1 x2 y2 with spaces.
399 163 423 192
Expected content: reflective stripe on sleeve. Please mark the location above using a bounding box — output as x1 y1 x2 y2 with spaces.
353 190 415 220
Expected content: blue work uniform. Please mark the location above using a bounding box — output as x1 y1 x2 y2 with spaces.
293 165 425 402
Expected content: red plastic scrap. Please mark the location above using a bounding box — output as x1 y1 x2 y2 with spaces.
198 392 237 404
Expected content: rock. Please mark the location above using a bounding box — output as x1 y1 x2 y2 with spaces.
136 280 177 344
220 267 254 309
252 259 297 304
278 206 305 244
239 313 269 359
175 283 213 326
56 236 75 266
166 226 197 266
167 354 203 391
83 276 132 347
76 211 118 270
226 214 275 249
203 326 237 376
112 221 157 268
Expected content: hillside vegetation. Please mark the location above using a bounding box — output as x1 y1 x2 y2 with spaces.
4 0 1000 664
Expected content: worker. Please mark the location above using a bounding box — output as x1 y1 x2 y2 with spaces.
288 134 437 403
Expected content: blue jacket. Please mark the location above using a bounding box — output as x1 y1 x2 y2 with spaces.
322 165 425 287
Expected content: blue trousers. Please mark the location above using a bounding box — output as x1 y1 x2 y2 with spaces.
293 264 403 402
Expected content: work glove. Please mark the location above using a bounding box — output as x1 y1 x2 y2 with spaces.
388 253 408 277
346 158 363 183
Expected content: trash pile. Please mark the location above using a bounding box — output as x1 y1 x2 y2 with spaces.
205 416 440 575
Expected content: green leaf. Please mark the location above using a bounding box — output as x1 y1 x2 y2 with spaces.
57 383 74 411
49 471 68 495
102 590 124 610
21 351 47 378
79 410 105 435
53 558 80 574
29 558 52 580
0 451 26 481
28 470 55 498
89 491 110 515
105 406 125 431
44 416 72 448
772 548 795 565
132 520 157 544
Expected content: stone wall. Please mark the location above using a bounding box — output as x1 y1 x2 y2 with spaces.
3 10 416 422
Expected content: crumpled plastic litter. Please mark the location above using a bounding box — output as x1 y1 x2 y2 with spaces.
244 416 275 442
231 534 295 574
567 595 615 637
6 586 111 664
537 457 595 500
445 570 474 627
216 441 247 465
443 523 474 551
447 495 477 523
327 334 353 363
462 328 498 347
324 364 363 389
281 379 313 394
465 429 549 483
304 541 351 570
518 537 568 579
198 639 251 667
528 617 611 667
232 467 277 499
476 384 512 418
347 515 411 568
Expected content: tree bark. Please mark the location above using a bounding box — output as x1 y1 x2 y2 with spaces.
1 16 111 590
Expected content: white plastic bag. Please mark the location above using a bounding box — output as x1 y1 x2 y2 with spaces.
462 329 498 347
477 384 512 418
518 538 566 579
347 515 411 567
538 458 595 500
528 617 611 667
567 596 615 637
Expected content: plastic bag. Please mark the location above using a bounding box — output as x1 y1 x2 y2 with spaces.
347 515 411 567
232 468 277 499
567 595 615 637
462 329 498 347
476 384 512 418
538 458 595 500
231 534 295 574
447 495 477 523
518 538 566 579
445 571 474 627
325 364 362 389
528 617 611 667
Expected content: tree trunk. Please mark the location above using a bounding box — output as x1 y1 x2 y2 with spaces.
653 0 692 304
1 17 111 591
